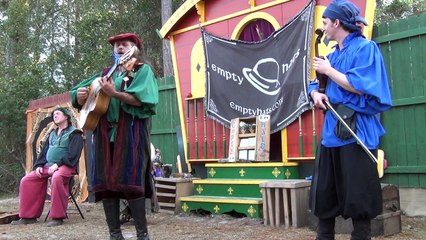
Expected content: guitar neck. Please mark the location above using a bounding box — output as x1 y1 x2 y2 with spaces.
105 63 119 79
104 47 136 79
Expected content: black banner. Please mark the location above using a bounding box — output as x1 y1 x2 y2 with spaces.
203 1 314 133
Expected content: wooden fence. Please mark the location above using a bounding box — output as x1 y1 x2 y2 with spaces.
373 13 426 188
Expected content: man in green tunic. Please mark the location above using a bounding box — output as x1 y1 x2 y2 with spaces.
11 107 83 227
70 33 159 240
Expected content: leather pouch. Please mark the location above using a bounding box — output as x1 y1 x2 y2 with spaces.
334 104 356 140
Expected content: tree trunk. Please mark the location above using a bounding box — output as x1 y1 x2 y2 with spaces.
161 0 174 77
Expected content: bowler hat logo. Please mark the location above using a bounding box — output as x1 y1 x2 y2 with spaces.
242 58 281 96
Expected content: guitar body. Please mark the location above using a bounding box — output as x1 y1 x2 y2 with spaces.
78 78 110 131
77 46 138 131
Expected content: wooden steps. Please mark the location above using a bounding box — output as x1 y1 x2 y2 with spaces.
206 162 299 179
180 162 300 218
192 179 266 198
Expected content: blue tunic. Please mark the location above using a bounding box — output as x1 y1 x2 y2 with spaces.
308 32 392 149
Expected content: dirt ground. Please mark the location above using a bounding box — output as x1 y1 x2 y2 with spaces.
1 196 426 240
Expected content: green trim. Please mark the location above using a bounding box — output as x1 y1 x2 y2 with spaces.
186 100 190 159
206 166 299 179
385 166 426 174
151 129 177 135
204 141 207 159
223 138 226 157
193 179 267 185
206 162 297 167
374 27 426 43
313 136 317 156
180 196 262 204
194 100 198 159
193 182 263 198
158 84 176 91
392 96 426 107
204 109 207 159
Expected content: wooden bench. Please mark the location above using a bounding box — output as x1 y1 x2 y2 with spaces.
260 180 311 228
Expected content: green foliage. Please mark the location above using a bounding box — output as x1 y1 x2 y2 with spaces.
375 0 426 24
0 0 166 193
0 0 43 191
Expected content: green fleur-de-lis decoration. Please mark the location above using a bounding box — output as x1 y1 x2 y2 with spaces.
227 187 234 195
213 205 220 213
247 205 256 217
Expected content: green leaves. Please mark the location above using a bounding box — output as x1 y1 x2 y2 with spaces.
0 0 173 192
375 0 426 24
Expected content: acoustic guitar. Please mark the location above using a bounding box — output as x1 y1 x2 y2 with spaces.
78 46 137 131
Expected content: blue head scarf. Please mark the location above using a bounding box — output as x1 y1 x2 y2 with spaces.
323 0 366 31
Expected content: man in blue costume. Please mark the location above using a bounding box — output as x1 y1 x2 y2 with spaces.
70 33 158 240
308 0 392 239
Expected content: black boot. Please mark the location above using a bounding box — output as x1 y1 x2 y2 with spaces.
128 197 149 240
316 218 335 240
102 198 125 240
351 219 371 240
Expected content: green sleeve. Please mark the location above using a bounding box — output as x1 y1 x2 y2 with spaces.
122 64 159 118
70 72 102 109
